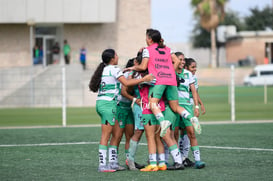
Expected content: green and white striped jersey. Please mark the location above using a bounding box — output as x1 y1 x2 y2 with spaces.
117 71 132 107
176 69 195 105
97 65 124 101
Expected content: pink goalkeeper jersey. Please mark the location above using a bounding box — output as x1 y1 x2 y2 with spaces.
139 85 165 114
147 43 177 86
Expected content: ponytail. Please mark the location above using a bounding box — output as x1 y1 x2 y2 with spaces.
89 62 105 92
89 48 116 92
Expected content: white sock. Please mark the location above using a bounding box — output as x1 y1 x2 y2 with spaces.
99 144 107 166
149 153 157 166
108 145 117 163
158 153 166 166
181 134 190 158
169 145 182 164
191 146 201 162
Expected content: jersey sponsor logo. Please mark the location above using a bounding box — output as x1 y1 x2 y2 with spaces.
157 71 172 78
155 58 168 62
155 64 169 69
142 102 162 110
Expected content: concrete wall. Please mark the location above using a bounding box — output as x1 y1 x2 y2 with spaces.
0 0 151 69
0 0 116 23
0 24 30 67
226 32 273 65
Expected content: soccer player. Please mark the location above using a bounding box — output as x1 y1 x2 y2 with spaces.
89 49 155 172
178 57 205 169
125 29 199 139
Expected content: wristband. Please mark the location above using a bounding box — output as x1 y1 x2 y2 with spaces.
195 105 199 109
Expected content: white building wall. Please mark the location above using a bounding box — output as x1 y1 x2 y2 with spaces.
0 0 116 23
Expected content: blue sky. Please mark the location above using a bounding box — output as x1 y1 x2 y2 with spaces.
151 0 272 43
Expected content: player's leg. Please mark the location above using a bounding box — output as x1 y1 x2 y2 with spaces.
140 115 158 172
148 85 171 137
96 100 116 172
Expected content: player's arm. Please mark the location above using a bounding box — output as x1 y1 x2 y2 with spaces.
190 83 200 117
121 85 134 101
197 92 206 115
118 73 154 87
133 57 149 71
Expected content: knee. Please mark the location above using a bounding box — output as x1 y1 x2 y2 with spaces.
187 131 196 140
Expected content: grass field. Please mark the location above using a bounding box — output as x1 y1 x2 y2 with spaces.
1 123 273 180
0 85 273 180
0 86 272 127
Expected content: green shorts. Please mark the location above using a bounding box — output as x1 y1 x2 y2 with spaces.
142 113 159 126
174 113 181 129
96 100 116 126
163 105 177 131
133 103 144 130
149 85 178 100
116 102 134 128
181 104 194 127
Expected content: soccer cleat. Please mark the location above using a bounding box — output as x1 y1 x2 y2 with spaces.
182 158 194 167
126 159 138 171
160 120 171 137
135 162 145 169
158 164 167 171
109 162 126 171
190 117 202 134
98 165 116 172
167 162 185 170
194 161 205 169
140 164 159 172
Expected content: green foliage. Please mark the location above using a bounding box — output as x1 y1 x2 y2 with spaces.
245 6 273 31
219 11 246 31
191 0 202 6
192 9 245 48
191 24 211 48
201 1 211 15
191 3 273 48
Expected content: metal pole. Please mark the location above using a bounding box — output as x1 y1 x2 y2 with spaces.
62 66 67 127
231 65 235 122
264 80 267 104
30 25 34 106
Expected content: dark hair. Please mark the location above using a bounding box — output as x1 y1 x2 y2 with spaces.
135 51 143 65
89 49 115 92
175 51 184 57
146 28 165 48
184 58 196 69
132 51 148 78
125 58 135 68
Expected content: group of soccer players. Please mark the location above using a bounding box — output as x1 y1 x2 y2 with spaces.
89 28 206 172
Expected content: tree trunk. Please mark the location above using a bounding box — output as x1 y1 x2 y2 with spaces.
210 28 217 68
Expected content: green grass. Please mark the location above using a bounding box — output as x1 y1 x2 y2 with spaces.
0 86 272 127
1 123 273 180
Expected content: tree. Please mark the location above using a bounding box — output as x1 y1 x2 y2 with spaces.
191 0 227 68
244 6 273 31
191 10 245 48
219 10 246 31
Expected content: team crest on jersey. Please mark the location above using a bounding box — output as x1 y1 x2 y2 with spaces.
184 73 188 79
